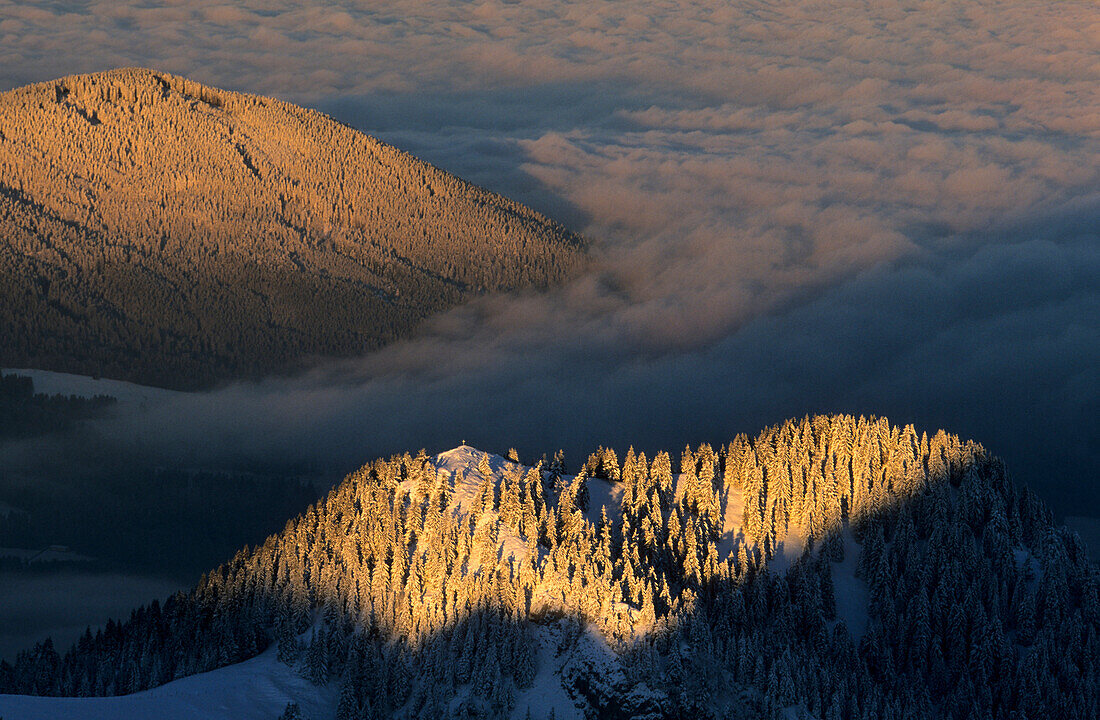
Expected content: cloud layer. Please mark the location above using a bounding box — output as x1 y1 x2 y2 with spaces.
2 0 1099 517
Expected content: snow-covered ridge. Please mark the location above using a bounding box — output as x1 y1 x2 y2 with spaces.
0 645 337 720
430 446 785 566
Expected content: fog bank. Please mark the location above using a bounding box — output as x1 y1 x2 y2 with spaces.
2 0 1098 516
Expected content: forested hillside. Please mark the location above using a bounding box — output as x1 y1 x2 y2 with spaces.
2 416 1097 719
0 69 586 389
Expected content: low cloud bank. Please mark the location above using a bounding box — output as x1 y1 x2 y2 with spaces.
1 0 1098 517
94 218 1097 515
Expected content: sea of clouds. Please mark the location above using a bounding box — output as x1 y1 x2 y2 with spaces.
1 0 1097 517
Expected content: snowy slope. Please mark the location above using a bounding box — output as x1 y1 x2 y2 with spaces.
510 622 586 720
0 645 337 720
829 531 870 640
429 445 531 567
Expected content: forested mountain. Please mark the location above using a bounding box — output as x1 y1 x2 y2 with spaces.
2 415 1097 719
0 69 586 389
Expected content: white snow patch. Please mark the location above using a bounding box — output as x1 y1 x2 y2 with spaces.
768 530 809 576
432 445 515 481
0 645 337 720
511 622 585 720
583 476 624 525
829 530 869 641
430 446 530 570
716 487 746 559
783 704 822 720
1014 546 1043 584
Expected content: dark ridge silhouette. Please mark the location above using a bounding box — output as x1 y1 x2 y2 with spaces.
0 69 587 390
1 415 1097 719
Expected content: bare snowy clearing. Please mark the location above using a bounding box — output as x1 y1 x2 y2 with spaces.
0 645 336 720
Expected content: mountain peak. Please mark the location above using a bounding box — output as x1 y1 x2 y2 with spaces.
5 416 1096 719
0 70 586 388
432 445 512 475
10 68 260 127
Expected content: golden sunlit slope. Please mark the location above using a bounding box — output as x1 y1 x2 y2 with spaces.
0 69 585 389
